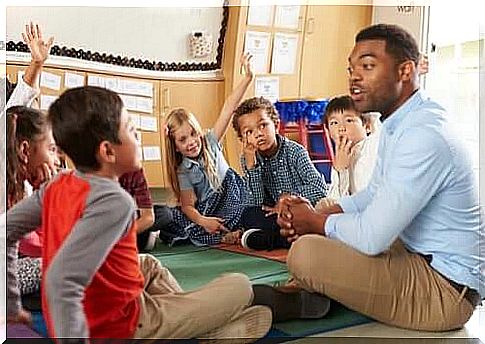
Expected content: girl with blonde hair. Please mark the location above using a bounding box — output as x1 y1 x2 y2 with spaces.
162 54 253 246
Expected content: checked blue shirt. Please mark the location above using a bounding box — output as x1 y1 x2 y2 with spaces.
241 135 327 207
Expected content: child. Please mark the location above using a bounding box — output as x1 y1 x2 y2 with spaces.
6 106 59 298
163 53 254 246
316 95 380 209
232 96 328 250
6 86 272 341
118 168 158 252
5 22 54 111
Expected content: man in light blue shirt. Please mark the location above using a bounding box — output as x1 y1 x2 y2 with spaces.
254 24 484 331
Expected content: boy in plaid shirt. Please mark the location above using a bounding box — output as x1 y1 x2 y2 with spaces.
232 97 327 250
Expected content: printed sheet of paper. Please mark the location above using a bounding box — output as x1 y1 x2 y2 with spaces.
244 31 271 74
87 75 105 88
142 146 161 161
139 115 158 132
40 72 61 91
247 1 273 26
136 97 153 113
274 5 301 29
271 33 299 74
121 80 153 97
40 94 58 110
254 76 279 103
64 72 85 89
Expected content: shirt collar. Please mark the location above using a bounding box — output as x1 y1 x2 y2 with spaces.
382 89 425 135
181 155 201 169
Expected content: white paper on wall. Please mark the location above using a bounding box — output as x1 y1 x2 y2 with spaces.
142 146 161 161
136 97 153 113
40 94 58 110
64 72 85 88
274 5 301 29
139 115 158 132
87 75 105 88
40 72 61 91
271 33 299 74
247 1 273 26
254 76 279 103
244 31 271 74
120 95 137 111
104 77 120 92
121 80 153 97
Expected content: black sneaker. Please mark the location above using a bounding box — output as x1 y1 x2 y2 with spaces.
241 228 272 250
252 284 331 322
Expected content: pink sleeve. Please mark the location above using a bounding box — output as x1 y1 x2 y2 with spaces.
18 228 43 258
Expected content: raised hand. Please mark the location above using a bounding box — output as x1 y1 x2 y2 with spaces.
241 52 254 79
22 22 54 64
333 135 355 172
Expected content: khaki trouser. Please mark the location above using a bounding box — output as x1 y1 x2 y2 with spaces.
287 235 474 331
134 254 253 339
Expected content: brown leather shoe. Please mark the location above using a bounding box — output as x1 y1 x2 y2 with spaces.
251 284 331 322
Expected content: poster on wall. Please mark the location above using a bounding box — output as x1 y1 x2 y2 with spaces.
244 31 271 74
255 76 279 103
247 1 273 26
271 33 298 74
274 5 301 29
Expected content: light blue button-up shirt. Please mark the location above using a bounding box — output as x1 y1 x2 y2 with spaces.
325 90 484 298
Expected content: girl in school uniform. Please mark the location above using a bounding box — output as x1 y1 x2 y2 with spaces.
162 53 253 246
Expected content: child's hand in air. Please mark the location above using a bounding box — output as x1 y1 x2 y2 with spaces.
333 135 356 172
242 133 257 169
241 52 254 80
29 162 57 190
201 216 228 233
22 22 54 65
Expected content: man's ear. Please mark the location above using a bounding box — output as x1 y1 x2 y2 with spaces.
399 60 416 82
18 140 30 164
98 140 116 164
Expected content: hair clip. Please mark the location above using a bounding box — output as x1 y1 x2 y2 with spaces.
162 123 170 136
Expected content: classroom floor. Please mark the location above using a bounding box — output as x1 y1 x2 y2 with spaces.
288 304 485 344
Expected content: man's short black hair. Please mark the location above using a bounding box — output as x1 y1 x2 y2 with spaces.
48 86 123 171
356 24 420 66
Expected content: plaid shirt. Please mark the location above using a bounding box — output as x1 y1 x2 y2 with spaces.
118 168 153 209
241 135 327 207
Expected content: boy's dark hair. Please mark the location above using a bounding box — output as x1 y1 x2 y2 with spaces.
356 24 420 66
232 97 279 138
323 95 364 127
48 86 123 171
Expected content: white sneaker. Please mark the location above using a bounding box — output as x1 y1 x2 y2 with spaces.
199 305 272 344
144 230 159 251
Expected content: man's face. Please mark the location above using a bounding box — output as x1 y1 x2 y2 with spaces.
347 40 401 117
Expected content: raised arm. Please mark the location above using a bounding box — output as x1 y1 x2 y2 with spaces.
22 22 54 88
213 53 254 141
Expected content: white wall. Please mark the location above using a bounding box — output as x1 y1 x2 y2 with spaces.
6 6 224 63
372 5 427 50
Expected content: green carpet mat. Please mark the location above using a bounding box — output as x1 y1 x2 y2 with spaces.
151 243 373 338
